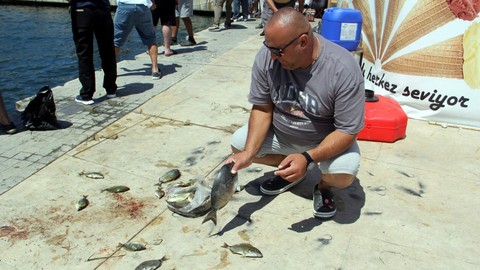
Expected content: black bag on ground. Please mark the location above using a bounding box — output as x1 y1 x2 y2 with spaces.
21 86 60 130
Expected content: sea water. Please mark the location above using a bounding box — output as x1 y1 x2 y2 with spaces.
0 4 211 113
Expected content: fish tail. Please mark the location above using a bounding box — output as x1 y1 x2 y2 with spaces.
202 210 217 225
221 242 229 248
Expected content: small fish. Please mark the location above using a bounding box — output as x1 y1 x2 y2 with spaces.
222 242 263 258
101 185 130 193
155 188 165 199
76 195 89 211
158 169 181 184
119 242 146 251
135 256 168 270
79 171 104 179
202 162 238 225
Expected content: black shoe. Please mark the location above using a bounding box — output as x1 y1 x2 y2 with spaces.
313 185 336 218
1 122 17 134
171 38 178 45
255 23 263 29
224 21 232 29
180 38 197 46
259 31 265 36
260 175 306 195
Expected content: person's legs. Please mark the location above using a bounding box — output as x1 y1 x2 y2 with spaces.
93 8 117 95
71 7 95 100
233 0 240 20
0 93 16 134
241 0 249 19
171 16 180 43
113 3 135 58
131 5 160 76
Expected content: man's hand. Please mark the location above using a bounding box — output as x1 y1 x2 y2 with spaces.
273 153 307 182
226 152 254 174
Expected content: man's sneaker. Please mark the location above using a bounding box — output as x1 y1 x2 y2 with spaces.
313 185 336 218
106 93 116 99
255 23 263 29
208 24 220 32
1 122 17 134
152 71 162 80
180 38 197 46
171 37 178 45
260 175 306 195
75 95 94 105
224 21 232 29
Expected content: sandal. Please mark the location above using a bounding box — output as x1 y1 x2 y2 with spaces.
164 50 177 57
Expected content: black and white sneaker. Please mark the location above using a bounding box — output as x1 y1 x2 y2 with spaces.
75 95 94 105
260 175 306 195
313 185 336 218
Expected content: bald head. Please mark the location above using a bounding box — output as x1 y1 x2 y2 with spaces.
265 7 311 34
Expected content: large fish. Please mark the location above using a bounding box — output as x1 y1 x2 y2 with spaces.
202 162 238 225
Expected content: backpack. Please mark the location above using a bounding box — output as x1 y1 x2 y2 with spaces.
21 86 60 130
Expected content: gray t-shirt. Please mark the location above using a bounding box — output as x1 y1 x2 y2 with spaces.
249 34 365 146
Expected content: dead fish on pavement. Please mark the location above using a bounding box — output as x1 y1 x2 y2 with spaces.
101 185 130 193
118 242 146 251
76 195 89 211
135 256 168 270
79 171 104 179
155 188 165 199
202 162 238 225
222 242 263 258
158 169 181 184
167 179 212 218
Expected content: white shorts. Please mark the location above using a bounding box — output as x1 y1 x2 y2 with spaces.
175 0 194 18
231 124 361 175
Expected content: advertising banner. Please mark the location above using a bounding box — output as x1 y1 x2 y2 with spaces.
338 0 480 128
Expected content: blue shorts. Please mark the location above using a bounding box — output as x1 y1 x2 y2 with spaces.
114 3 156 47
231 124 361 175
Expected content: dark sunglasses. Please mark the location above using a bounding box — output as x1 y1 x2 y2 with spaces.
263 32 309 57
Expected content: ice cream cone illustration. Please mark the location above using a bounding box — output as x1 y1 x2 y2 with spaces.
381 0 456 62
383 35 463 79
379 0 407 60
463 21 480 89
353 0 376 59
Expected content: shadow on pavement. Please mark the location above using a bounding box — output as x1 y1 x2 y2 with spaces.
116 82 154 97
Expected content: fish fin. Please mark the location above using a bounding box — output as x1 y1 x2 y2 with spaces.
221 243 229 248
202 210 217 225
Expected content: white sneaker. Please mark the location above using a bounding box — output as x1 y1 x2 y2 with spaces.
106 93 116 99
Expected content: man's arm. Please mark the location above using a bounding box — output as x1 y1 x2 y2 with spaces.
229 104 273 173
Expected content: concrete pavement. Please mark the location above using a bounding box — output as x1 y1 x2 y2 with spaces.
1 19 480 270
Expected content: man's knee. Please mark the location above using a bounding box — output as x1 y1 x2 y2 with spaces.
321 173 356 189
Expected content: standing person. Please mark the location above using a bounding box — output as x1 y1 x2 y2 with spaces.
226 7 365 219
0 93 16 134
171 0 197 46
114 0 162 79
259 0 304 36
208 0 234 32
151 0 178 56
69 0 117 105
233 0 249 21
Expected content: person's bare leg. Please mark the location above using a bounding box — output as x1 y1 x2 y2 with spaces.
183 17 194 40
172 17 180 40
0 94 12 125
148 44 159 73
162 25 173 55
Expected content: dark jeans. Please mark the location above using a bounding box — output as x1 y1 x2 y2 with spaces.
233 0 249 19
71 7 117 99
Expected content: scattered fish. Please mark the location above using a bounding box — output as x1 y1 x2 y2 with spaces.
155 188 165 199
79 171 104 179
102 185 130 193
135 256 168 270
397 186 422 197
119 242 146 251
222 242 263 258
76 195 89 211
158 169 181 184
202 162 238 225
